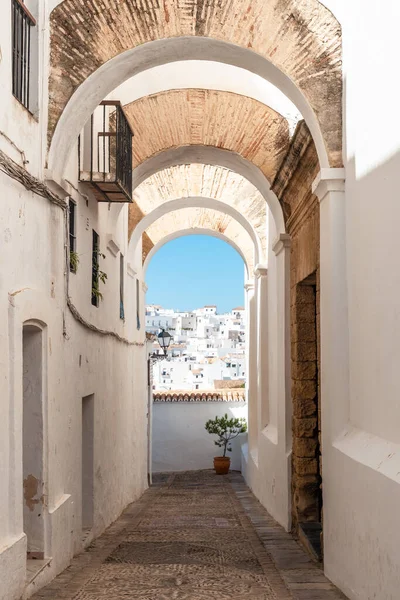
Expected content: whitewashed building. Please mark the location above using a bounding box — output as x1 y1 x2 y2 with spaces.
147 304 246 390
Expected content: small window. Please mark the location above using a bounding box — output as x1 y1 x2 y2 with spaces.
136 279 141 329
91 230 99 307
119 253 125 320
69 199 77 272
195 384 199 390
12 0 36 111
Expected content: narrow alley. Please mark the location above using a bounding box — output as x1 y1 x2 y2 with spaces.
31 471 345 600
3 2 400 598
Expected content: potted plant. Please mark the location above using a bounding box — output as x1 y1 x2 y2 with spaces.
205 414 247 474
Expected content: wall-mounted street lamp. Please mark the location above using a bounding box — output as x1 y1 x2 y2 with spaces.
150 328 172 360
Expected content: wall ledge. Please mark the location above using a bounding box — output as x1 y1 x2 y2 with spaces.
333 424 400 484
106 235 120 257
261 424 278 445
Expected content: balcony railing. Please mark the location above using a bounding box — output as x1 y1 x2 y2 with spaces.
79 101 134 203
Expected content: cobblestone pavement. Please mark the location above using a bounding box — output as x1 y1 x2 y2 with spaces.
31 471 347 600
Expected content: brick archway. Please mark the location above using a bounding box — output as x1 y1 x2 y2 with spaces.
129 163 267 260
48 0 342 175
123 90 290 180
143 227 251 277
129 198 262 275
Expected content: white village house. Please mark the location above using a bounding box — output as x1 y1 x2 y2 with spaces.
147 304 246 390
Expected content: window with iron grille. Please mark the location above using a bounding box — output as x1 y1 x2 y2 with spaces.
91 230 99 307
69 199 77 272
12 0 36 110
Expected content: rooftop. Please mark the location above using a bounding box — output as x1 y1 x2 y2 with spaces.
153 389 246 403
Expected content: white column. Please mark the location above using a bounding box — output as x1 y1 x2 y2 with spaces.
244 280 258 453
312 168 348 442
255 264 268 430
272 234 291 454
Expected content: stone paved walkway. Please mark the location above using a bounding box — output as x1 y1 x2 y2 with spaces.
31 471 347 599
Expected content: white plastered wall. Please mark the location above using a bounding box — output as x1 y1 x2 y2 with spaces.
303 2 400 599
152 402 248 473
241 212 291 530
0 166 149 600
0 8 149 598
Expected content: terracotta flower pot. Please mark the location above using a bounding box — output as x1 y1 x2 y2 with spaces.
213 456 230 475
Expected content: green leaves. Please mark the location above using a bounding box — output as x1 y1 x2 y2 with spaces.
70 250 80 273
92 251 108 302
205 414 247 457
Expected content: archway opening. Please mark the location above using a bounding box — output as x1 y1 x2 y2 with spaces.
45 0 341 562
145 235 248 474
22 323 46 562
81 394 95 534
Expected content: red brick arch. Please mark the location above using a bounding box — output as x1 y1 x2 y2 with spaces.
49 0 342 167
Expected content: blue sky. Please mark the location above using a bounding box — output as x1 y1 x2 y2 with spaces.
146 235 245 313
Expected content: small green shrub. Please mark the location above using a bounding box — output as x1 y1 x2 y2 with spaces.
205 414 247 457
70 250 80 273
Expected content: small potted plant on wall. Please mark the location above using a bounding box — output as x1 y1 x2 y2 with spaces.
205 414 247 474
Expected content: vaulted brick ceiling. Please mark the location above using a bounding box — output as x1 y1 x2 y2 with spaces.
142 207 255 274
130 164 267 257
123 89 290 182
49 0 342 166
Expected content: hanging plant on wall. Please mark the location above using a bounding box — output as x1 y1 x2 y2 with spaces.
70 250 80 273
92 251 108 302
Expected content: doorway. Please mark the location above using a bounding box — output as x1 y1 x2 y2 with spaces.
291 273 322 559
23 323 45 560
82 394 94 531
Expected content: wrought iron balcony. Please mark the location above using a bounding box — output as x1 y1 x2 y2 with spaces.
79 101 134 203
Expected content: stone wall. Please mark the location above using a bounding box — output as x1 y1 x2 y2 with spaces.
272 121 321 531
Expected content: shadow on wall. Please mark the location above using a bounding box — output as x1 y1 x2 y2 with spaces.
342 151 400 444
152 401 248 473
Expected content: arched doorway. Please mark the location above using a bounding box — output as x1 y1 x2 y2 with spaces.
22 322 46 560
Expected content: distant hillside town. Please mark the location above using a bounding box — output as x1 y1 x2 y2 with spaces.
146 304 246 391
